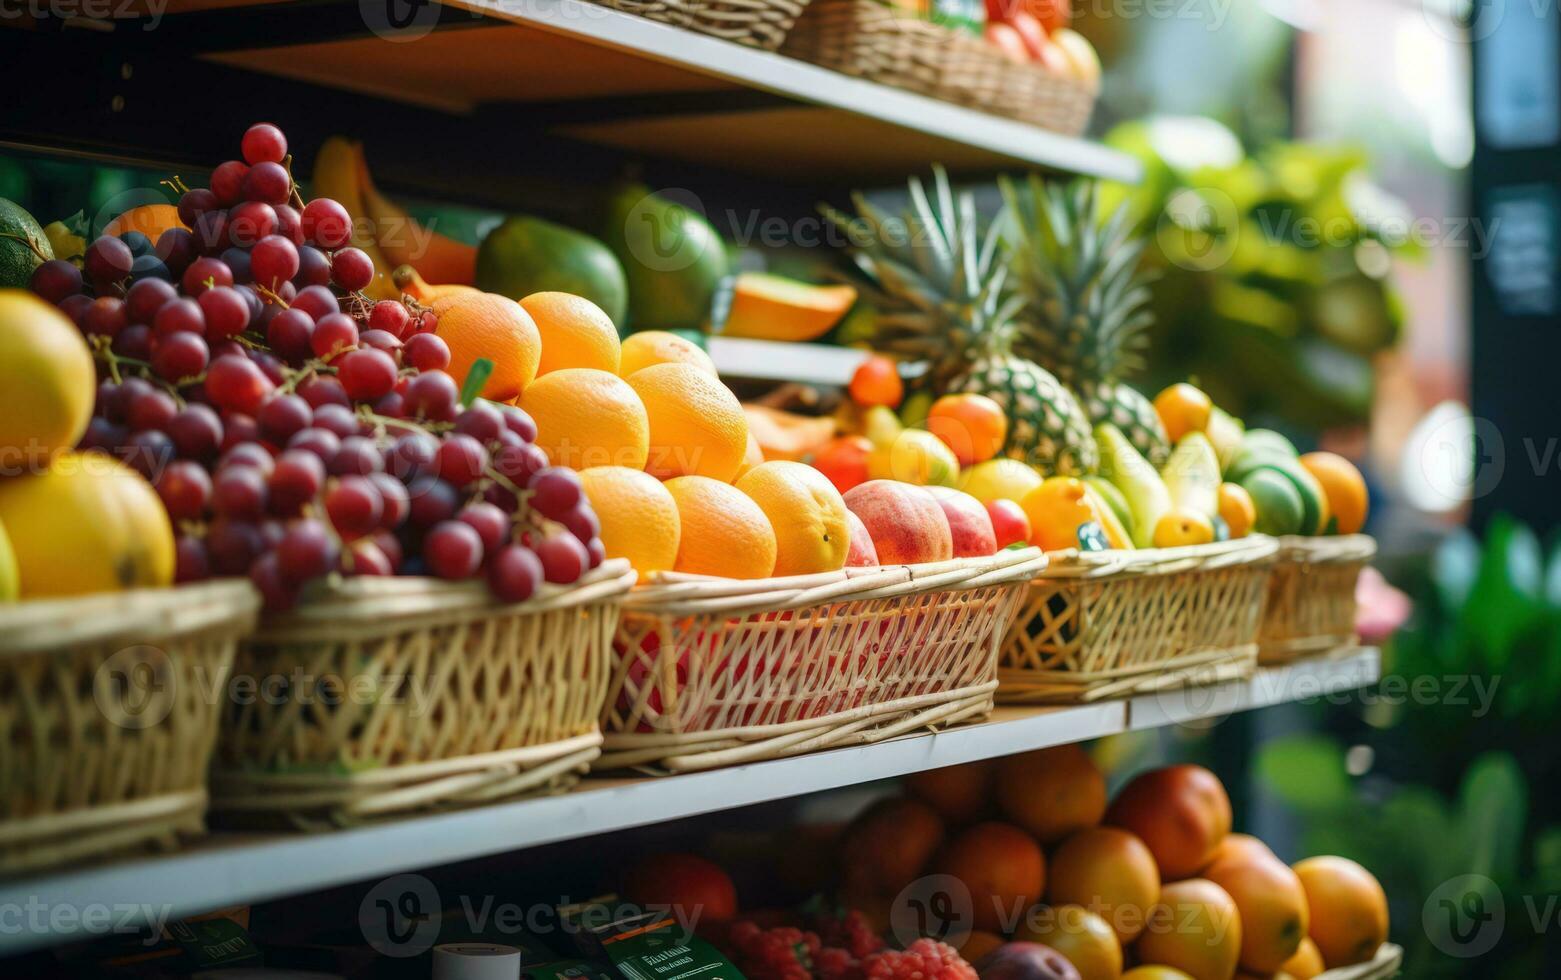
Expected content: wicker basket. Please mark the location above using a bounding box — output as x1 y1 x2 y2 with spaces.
211 560 635 829
1317 944 1403 979
1259 534 1376 666
782 0 1095 133
998 536 1279 704
599 547 1047 772
590 0 812 49
0 581 260 876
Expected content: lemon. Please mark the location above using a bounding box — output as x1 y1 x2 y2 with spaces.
958 458 1044 505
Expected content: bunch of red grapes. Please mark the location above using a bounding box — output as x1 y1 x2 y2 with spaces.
28 122 604 610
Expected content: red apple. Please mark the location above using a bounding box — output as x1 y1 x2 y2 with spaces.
926 486 998 558
1008 11 1049 60
845 509 880 567
843 480 953 565
984 22 1030 64
986 499 1032 550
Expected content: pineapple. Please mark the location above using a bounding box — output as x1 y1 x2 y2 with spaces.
1002 175 1172 467
825 167 1096 475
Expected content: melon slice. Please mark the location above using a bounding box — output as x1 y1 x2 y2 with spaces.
721 273 857 342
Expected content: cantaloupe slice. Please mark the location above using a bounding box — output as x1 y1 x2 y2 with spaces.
721 272 857 342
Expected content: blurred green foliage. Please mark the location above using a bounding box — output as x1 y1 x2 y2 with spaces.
1099 118 1411 437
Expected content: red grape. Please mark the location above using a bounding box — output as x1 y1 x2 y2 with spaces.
368 300 410 338
414 310 438 334
403 370 459 421
527 467 581 519
457 501 509 553
198 286 251 339
325 475 383 538
585 537 605 569
286 427 342 463
253 351 286 387
166 404 224 459
113 323 154 360
488 545 543 603
493 440 547 488
205 354 275 415
407 477 459 528
155 460 212 521
558 504 601 544
243 161 292 206
208 518 264 576
241 122 287 165
30 259 82 303
125 277 177 324
257 393 312 444
227 200 277 246
250 551 295 611
330 247 374 291
85 236 134 286
182 256 234 296
250 234 300 288
310 312 358 362
273 203 303 245
124 429 175 479
424 520 483 579
386 431 439 480
535 534 586 585
454 402 504 443
347 539 395 576
337 348 397 401
152 331 210 382
358 329 403 355
369 473 409 528
82 297 128 338
278 519 338 581
292 284 339 320
329 435 383 476
219 439 272 474
156 227 197 274
296 374 350 409
153 297 204 337
403 333 451 372
300 198 352 250
294 244 331 287
127 386 178 432
213 465 268 519
175 534 210 583
373 390 405 419
435 433 488 487
268 448 326 515
79 417 127 456
266 307 315 363
59 294 93 328
311 403 360 439
373 530 404 570
211 160 250 206
178 187 218 227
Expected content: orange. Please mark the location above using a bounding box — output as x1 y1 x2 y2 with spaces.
849 355 903 408
1292 856 1388 968
933 822 1046 934
102 203 183 242
959 931 1004 965
579 467 679 579
1205 849 1309 973
995 744 1107 844
1015 905 1122 980
1217 483 1256 539
626 363 749 482
1137 879 1242 980
840 796 946 898
905 760 997 824
622 854 737 922
734 462 849 576
812 435 873 495
926 394 1008 467
521 291 621 376
1047 827 1160 943
1105 765 1231 881
1298 452 1369 535
735 431 764 481
1204 833 1275 871
517 368 648 471
1280 938 1325 979
432 291 542 401
1153 383 1213 443
664 476 777 580
619 331 717 378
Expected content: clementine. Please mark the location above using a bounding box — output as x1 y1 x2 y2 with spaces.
432 291 542 401
995 744 1107 844
932 822 1046 933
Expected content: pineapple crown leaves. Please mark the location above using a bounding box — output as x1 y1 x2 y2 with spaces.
824 166 1024 387
999 174 1158 385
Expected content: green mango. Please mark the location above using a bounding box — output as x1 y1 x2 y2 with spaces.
599 183 728 332
1240 468 1305 536
477 215 628 326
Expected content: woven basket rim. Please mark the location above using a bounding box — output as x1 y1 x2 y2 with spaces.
626 547 1046 615
1273 533 1377 564
1316 943 1402 980
0 579 260 655
251 559 636 640
1038 535 1279 580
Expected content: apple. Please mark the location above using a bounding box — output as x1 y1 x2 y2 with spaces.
845 509 880 567
986 499 1032 550
843 480 953 565
984 22 1030 65
1008 12 1049 60
926 486 998 558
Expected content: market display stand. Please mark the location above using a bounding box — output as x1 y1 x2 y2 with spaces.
0 649 1379 957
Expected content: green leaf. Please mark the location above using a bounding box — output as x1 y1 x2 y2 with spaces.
1456 752 1526 881
1253 735 1353 811
459 358 494 407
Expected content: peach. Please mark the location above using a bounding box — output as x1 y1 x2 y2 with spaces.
926 486 999 557
843 480 953 565
845 509 880 567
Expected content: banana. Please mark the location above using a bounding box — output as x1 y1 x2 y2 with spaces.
310 137 398 300
356 146 477 286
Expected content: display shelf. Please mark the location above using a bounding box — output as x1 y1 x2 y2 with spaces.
709 337 870 384
0 650 1379 956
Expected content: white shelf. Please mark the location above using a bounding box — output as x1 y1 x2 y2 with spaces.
709 337 870 384
0 649 1378 956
